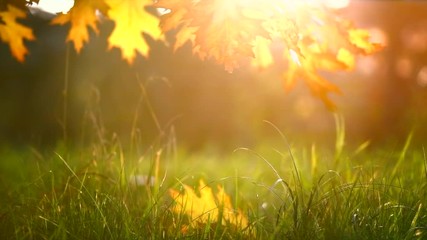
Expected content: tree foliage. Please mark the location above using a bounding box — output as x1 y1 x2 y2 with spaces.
0 0 382 110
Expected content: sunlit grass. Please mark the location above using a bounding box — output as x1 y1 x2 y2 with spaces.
1 127 427 239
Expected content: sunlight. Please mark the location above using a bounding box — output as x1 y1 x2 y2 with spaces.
210 0 350 21
322 0 350 9
32 0 74 14
156 7 171 16
274 0 350 11
289 49 301 65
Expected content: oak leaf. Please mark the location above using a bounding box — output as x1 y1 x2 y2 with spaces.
105 0 164 64
158 0 269 72
51 0 107 53
155 0 193 32
0 4 35 62
277 6 382 110
251 36 273 69
155 0 196 51
169 179 248 230
348 28 383 55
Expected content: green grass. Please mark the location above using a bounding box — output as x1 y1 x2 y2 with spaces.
1 133 427 239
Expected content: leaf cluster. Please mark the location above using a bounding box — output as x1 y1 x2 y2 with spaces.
0 0 383 110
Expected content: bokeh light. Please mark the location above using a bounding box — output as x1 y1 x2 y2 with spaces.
395 57 414 79
401 22 427 53
417 66 427 87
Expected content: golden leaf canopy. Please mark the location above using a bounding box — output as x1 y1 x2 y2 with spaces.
0 0 382 110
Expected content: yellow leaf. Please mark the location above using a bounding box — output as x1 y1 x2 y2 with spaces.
169 179 248 230
251 36 273 69
0 5 35 62
51 0 106 53
348 28 383 55
336 48 355 70
216 185 249 228
106 0 164 64
169 180 218 223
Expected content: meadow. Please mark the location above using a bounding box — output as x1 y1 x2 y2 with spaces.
1 117 426 240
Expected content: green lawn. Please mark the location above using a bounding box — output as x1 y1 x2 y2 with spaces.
1 132 426 239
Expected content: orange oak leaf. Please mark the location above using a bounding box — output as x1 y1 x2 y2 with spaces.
158 0 269 72
105 0 164 64
173 25 198 52
276 5 382 110
0 4 35 62
51 0 107 53
155 0 193 32
157 0 382 109
192 0 270 72
285 60 343 111
283 36 356 110
155 0 196 51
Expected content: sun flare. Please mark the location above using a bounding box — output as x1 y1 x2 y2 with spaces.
31 0 75 14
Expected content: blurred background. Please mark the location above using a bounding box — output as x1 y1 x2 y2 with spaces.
1 1 427 151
